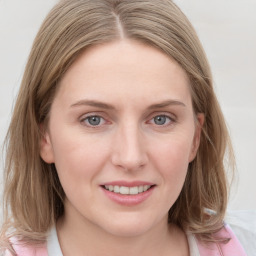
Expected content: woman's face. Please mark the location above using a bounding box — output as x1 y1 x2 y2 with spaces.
40 40 203 237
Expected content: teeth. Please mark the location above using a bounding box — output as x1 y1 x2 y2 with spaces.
120 186 129 194
114 185 120 193
144 185 150 191
129 186 139 195
104 185 152 195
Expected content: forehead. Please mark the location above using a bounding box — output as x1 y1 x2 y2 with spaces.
56 39 192 108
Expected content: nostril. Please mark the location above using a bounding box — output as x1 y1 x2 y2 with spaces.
111 153 148 172
110 132 148 170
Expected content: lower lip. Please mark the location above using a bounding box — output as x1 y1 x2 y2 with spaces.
101 186 155 206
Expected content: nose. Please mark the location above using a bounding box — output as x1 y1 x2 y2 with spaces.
111 123 148 171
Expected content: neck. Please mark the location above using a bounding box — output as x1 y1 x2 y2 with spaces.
56 203 189 256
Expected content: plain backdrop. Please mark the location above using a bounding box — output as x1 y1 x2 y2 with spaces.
0 0 256 222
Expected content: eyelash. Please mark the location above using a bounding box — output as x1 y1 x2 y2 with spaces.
80 115 108 127
80 113 176 128
147 114 175 127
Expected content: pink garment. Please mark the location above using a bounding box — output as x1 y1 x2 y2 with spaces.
5 224 247 256
5 238 47 256
196 224 247 256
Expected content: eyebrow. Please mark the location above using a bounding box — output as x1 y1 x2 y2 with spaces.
147 100 186 109
70 99 186 109
70 100 115 109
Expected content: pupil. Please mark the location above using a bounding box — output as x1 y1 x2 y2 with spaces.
88 116 101 125
154 116 166 125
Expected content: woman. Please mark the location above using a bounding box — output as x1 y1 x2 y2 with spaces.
0 0 253 255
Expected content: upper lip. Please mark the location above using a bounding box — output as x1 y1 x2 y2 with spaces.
101 181 155 187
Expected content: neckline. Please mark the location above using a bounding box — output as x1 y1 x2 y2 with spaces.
47 225 200 256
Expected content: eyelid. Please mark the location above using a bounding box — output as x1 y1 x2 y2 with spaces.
146 112 177 127
79 112 111 127
78 111 177 128
148 115 172 124
147 111 177 121
80 111 107 119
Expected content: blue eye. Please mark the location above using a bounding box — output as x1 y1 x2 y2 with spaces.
84 116 103 126
153 115 171 125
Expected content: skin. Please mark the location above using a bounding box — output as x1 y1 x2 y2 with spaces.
40 40 204 256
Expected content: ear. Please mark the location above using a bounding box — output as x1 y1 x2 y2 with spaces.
189 113 204 162
39 124 55 164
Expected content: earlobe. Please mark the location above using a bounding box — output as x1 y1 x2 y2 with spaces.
39 125 55 164
189 113 204 162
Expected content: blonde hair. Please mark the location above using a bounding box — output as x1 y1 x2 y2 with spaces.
1 0 234 250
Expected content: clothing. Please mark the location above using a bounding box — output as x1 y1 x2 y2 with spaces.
225 210 256 254
5 211 256 256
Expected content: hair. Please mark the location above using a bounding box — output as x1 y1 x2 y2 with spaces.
1 0 234 252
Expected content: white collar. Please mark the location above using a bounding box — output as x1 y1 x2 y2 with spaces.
187 232 200 256
47 225 63 256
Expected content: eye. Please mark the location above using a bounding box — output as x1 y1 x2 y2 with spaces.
81 115 106 127
149 115 173 126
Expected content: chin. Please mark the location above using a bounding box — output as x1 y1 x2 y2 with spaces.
98 213 164 238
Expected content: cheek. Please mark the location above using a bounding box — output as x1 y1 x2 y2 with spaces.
51 136 111 209
50 129 110 189
147 136 193 212
150 134 194 183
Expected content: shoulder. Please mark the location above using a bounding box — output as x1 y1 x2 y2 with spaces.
196 224 247 256
225 210 256 255
4 237 47 256
196 210 256 256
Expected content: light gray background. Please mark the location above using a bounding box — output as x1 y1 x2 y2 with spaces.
0 0 256 216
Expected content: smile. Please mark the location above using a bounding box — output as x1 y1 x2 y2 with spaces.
101 182 156 206
104 185 152 195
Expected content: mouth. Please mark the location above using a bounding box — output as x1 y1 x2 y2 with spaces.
102 184 155 195
100 182 156 206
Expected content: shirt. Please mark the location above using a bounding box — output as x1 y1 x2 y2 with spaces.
6 210 255 255
47 210 256 255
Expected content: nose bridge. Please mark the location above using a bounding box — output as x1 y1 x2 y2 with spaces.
111 120 147 170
